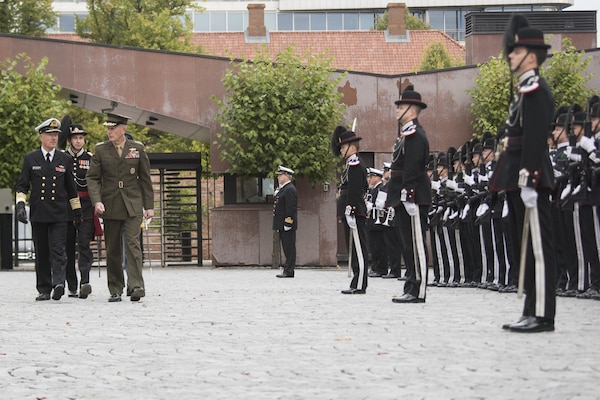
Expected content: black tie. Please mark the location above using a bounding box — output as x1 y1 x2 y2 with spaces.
46 153 51 163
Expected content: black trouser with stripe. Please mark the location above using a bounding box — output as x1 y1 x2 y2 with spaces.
506 190 556 320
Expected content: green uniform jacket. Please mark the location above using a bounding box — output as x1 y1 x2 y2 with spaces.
86 139 154 220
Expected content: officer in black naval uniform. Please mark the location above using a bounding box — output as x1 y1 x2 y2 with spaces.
15 118 82 301
366 168 387 277
87 113 154 303
490 16 556 332
331 127 369 294
387 86 431 304
273 165 298 278
63 124 95 299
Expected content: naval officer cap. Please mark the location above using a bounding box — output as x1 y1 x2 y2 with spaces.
367 168 384 177
103 113 130 127
383 162 391 171
276 165 295 175
35 118 62 134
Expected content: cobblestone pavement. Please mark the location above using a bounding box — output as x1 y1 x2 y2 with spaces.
1 266 599 400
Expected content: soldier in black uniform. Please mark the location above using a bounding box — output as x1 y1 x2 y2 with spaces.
386 86 431 303
490 16 556 332
273 165 298 278
366 168 387 277
331 127 368 294
15 118 82 301
64 124 94 299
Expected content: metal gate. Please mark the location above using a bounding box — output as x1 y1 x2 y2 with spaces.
148 152 203 267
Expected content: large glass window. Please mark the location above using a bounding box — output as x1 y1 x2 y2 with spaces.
265 12 277 31
327 13 343 31
278 12 293 31
228 12 245 32
194 12 210 32
343 13 359 30
211 12 227 32
311 13 326 30
294 13 310 31
235 177 274 204
359 13 376 31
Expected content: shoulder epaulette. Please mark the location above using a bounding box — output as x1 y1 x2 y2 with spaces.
401 121 417 136
86 151 93 157
519 75 540 94
96 141 107 147
347 154 360 166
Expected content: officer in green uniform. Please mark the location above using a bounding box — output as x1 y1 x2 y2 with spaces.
87 113 154 302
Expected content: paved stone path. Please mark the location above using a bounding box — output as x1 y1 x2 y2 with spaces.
1 266 599 399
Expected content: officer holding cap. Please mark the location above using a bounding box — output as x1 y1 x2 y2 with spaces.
15 118 82 301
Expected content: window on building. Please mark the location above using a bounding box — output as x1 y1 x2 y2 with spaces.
327 13 343 31
265 12 277 31
294 13 310 31
223 175 275 204
359 13 377 31
343 13 359 30
228 12 246 32
311 13 326 30
194 12 210 32
278 12 293 31
211 12 227 32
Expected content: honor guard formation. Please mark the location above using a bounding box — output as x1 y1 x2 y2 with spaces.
331 14 600 333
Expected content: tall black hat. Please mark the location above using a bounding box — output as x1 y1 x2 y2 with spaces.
591 102 600 119
69 124 88 136
572 111 588 126
436 152 448 167
330 125 362 156
394 85 427 109
481 131 496 150
503 14 550 58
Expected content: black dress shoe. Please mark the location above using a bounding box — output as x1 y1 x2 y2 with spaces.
500 284 517 293
130 287 145 302
52 284 64 300
368 271 383 278
79 283 92 299
68 290 78 298
108 294 122 302
36 293 51 301
381 273 398 279
341 288 366 294
392 293 425 303
509 316 555 333
276 273 294 278
397 275 407 281
502 316 527 330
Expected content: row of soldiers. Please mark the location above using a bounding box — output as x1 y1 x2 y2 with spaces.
363 100 600 301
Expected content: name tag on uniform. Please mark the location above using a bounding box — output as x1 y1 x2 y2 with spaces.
32 166 42 170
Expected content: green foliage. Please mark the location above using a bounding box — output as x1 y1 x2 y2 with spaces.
419 41 458 71
0 0 57 36
75 0 204 53
213 46 347 186
0 54 70 190
543 38 595 109
468 38 597 139
467 55 511 137
373 8 431 31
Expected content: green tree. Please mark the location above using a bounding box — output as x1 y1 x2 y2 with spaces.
0 0 57 36
0 54 70 190
419 41 461 71
468 38 597 138
75 0 204 52
373 8 431 31
213 46 347 186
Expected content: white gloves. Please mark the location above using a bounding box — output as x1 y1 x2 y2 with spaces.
560 183 572 200
460 204 470 220
443 207 451 221
431 180 441 191
463 174 475 186
566 146 582 162
502 200 509 218
476 203 489 217
520 187 538 208
446 180 458 190
284 226 292 231
374 191 387 209
402 201 418 216
366 201 373 214
345 205 356 229
479 174 489 182
579 136 597 153
553 169 563 178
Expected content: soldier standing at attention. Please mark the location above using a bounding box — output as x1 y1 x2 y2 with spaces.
331 127 368 294
386 86 431 304
87 113 154 303
490 15 556 332
64 124 94 299
273 165 298 278
15 118 82 301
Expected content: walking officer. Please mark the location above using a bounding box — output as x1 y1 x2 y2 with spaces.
15 118 82 301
